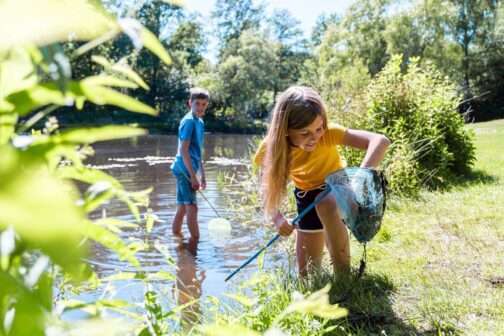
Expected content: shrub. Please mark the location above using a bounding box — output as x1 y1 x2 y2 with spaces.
341 55 475 196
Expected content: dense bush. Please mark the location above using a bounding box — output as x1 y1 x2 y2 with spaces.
341 55 476 196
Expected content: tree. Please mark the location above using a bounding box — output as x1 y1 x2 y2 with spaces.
134 0 183 109
449 1 496 95
383 1 461 78
342 0 391 75
212 0 264 58
216 30 277 119
267 9 310 98
167 18 207 68
311 13 341 46
302 26 370 121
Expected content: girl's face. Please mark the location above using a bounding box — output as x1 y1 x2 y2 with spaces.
287 115 325 151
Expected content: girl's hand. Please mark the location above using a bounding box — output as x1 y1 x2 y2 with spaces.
273 213 294 236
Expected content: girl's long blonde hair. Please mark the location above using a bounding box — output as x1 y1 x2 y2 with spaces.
262 86 328 217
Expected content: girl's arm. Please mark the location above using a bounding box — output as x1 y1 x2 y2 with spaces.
273 211 294 236
342 129 391 168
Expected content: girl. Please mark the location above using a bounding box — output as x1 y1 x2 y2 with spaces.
254 86 390 276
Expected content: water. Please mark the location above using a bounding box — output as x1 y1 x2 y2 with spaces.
66 134 287 324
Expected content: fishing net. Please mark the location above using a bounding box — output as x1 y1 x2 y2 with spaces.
325 167 387 243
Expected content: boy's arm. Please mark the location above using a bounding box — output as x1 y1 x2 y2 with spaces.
181 140 200 190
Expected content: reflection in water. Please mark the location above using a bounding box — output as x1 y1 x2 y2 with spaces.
174 237 204 330
72 134 287 326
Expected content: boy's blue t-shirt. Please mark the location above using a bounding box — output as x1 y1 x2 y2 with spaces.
171 112 204 176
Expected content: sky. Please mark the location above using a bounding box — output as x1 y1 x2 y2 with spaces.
182 0 356 60
183 0 355 35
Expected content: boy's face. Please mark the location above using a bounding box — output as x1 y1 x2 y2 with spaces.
189 98 209 118
287 115 325 152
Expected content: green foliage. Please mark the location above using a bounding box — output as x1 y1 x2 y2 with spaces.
344 55 476 195
301 25 371 126
214 30 277 119
212 0 264 56
341 0 391 76
205 273 347 335
0 1 178 335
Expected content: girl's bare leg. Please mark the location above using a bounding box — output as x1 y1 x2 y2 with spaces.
296 231 325 277
316 195 350 273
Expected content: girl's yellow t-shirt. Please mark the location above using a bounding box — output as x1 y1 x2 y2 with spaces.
254 124 347 191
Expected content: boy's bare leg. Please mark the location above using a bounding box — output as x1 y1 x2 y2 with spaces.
316 195 350 273
172 205 186 236
296 231 325 277
185 204 200 240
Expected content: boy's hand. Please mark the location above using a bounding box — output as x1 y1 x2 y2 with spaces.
273 213 293 236
190 175 200 190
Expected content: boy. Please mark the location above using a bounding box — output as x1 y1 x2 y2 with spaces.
171 87 210 240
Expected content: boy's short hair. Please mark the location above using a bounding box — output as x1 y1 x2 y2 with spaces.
189 87 210 101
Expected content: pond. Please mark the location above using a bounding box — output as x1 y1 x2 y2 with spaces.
65 134 289 325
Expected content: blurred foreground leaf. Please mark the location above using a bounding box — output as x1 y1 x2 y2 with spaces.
0 145 86 276
0 0 117 50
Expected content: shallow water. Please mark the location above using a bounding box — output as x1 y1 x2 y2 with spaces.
66 134 287 323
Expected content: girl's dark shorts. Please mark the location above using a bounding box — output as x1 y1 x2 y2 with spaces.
294 185 327 232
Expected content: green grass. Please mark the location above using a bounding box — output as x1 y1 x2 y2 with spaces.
341 118 504 335
215 119 504 336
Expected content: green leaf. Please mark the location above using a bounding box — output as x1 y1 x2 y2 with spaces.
102 272 136 282
140 27 172 65
148 271 176 281
0 47 39 99
257 249 265 270
0 113 17 144
56 126 146 144
0 0 117 49
154 240 176 266
56 166 144 220
56 166 122 189
6 80 156 117
117 193 142 222
0 272 47 336
83 181 115 213
282 285 348 320
223 293 256 307
6 83 69 116
94 218 139 233
91 55 149 90
97 299 129 309
80 81 157 115
83 220 140 267
0 146 87 277
146 212 155 233
84 75 139 89
144 209 163 233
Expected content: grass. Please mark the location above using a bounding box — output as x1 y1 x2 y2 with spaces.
213 119 504 336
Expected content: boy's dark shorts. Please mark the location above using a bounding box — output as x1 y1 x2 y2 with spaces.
294 185 327 232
